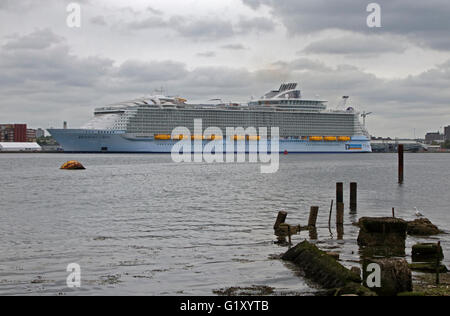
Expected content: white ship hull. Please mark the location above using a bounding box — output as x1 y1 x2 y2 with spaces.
48 129 372 153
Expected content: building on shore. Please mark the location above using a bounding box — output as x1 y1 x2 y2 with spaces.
27 129 37 142
425 131 444 144
36 128 45 138
370 139 425 152
0 142 41 152
0 124 47 143
0 124 27 142
445 126 450 141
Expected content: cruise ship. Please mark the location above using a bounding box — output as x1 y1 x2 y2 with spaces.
48 83 372 153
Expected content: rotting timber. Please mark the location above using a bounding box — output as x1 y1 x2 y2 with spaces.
357 217 407 256
282 240 376 296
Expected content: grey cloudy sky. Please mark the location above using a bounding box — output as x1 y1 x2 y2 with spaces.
1 0 450 137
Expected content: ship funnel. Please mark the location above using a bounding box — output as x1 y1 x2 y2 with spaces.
338 96 349 109
279 83 298 92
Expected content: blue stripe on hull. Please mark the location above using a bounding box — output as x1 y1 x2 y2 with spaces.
48 129 372 153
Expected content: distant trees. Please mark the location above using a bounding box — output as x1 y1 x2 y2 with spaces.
37 136 58 146
441 140 450 149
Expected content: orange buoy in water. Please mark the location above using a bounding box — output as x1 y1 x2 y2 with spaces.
60 160 85 170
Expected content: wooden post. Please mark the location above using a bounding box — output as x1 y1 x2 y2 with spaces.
308 206 319 228
398 144 404 184
337 225 344 240
336 183 344 239
328 200 334 233
309 227 318 240
436 241 441 285
336 202 344 225
288 225 292 246
336 182 343 205
392 207 395 218
350 182 357 213
274 211 287 229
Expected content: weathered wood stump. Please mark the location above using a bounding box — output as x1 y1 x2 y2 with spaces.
276 223 301 236
308 206 319 228
357 217 407 256
273 211 301 244
407 218 441 236
409 263 448 273
273 211 287 230
363 258 412 296
412 243 444 262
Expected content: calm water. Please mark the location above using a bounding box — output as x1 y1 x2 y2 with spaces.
0 153 449 295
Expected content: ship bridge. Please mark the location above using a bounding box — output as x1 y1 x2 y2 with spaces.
248 83 327 112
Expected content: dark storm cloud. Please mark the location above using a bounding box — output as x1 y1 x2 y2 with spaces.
242 0 450 51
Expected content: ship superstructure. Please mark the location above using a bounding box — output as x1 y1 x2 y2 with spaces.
48 83 371 153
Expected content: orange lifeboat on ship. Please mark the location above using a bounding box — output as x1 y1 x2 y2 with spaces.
154 134 171 140
246 135 261 141
191 135 205 140
207 135 223 140
232 135 245 141
172 134 186 140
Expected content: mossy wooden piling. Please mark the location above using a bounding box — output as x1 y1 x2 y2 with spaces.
282 241 375 296
412 243 444 262
357 217 407 256
407 218 441 236
363 258 412 296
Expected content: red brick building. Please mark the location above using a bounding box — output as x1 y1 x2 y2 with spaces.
0 124 27 142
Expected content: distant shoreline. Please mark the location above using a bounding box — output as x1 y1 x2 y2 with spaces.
1 151 449 154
